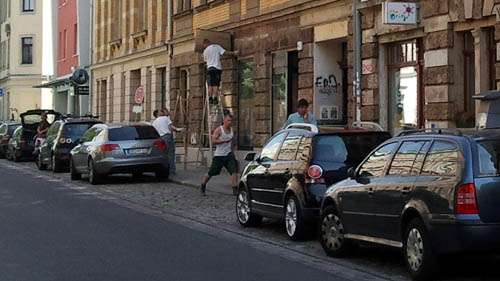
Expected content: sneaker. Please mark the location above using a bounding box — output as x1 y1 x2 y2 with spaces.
232 186 238 196
200 183 206 196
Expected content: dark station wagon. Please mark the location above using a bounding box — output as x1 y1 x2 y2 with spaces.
236 124 391 240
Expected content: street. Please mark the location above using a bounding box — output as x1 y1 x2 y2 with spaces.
1 159 500 281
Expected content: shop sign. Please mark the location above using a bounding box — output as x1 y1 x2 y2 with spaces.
0 88 4 97
134 86 145 104
74 85 89 95
383 2 418 25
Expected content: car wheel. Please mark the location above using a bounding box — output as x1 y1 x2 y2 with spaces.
403 218 438 281
284 195 308 240
236 186 262 227
320 206 356 258
88 159 103 185
155 167 169 182
52 155 64 173
36 153 47 170
70 158 81 181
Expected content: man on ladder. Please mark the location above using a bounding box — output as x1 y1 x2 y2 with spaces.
202 39 238 105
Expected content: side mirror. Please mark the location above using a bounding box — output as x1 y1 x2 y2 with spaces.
245 152 256 162
347 167 357 179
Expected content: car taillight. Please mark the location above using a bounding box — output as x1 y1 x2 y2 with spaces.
154 139 167 151
456 183 479 215
100 144 120 153
306 165 325 184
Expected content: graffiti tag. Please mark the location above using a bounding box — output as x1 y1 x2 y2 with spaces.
315 75 339 95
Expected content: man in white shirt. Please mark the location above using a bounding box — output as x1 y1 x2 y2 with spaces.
202 39 238 105
152 109 182 176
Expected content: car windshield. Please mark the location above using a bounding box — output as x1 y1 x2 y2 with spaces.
477 140 500 176
314 133 390 164
23 114 56 125
108 126 159 141
63 123 96 140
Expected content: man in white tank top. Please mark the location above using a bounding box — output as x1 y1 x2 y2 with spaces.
200 114 239 196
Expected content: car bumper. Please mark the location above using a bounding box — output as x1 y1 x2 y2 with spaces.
430 221 500 254
94 156 169 175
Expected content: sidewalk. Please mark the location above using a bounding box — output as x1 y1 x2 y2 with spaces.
170 165 234 195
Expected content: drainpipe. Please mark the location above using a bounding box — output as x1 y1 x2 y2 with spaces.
88 0 94 115
353 0 362 127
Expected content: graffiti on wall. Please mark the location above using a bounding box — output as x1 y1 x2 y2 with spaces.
315 74 339 96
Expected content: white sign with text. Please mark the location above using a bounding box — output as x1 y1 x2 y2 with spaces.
383 2 418 25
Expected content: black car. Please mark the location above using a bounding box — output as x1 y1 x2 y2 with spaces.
236 124 391 240
0 122 21 158
7 110 61 162
36 117 102 172
319 129 500 281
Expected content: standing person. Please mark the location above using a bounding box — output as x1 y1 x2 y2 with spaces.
34 112 50 154
200 113 239 196
283 98 318 128
202 39 238 105
152 109 182 176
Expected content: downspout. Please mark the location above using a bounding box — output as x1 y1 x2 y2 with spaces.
353 0 362 127
89 0 94 114
166 0 174 109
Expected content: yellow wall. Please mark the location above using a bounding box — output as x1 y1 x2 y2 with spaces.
192 3 231 29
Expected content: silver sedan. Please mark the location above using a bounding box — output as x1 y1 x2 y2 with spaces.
69 123 170 185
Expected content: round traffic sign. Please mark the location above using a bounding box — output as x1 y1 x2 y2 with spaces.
134 86 145 104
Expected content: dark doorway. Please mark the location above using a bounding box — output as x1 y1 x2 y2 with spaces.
272 51 299 133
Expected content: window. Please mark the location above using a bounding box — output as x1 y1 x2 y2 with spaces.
313 135 348 163
108 126 159 141
477 140 500 177
46 122 61 141
62 29 67 58
81 128 100 143
134 0 147 32
176 0 191 13
421 141 460 176
63 123 98 141
277 135 301 161
462 31 476 128
388 141 427 176
358 142 398 177
111 0 122 41
22 0 34 12
238 60 256 149
296 137 312 162
73 23 78 55
488 28 497 91
21 37 33 64
259 132 286 162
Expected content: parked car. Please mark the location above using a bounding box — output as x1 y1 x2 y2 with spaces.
236 124 391 240
36 117 102 172
6 110 61 162
70 123 170 185
319 129 500 281
0 122 21 158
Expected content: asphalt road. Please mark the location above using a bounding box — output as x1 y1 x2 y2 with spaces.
0 165 343 281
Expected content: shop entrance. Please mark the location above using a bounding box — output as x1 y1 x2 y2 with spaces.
387 40 423 134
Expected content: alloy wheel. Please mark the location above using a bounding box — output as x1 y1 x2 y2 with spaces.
236 190 250 224
285 199 298 237
406 228 424 272
321 213 345 251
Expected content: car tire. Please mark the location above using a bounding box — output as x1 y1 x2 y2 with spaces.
320 206 356 258
36 153 47 170
403 218 438 281
70 158 81 181
284 194 308 241
155 169 169 182
236 186 262 227
88 159 103 185
51 155 64 173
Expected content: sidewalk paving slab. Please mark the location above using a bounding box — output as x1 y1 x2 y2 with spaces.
171 165 234 195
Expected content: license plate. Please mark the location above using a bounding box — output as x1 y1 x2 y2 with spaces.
126 148 150 155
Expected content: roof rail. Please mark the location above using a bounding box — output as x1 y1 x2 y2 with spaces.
353 121 385 132
396 128 464 137
285 123 319 133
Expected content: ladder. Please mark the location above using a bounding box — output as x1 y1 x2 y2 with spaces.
196 82 225 166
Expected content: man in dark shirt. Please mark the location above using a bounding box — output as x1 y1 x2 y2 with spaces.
37 112 50 138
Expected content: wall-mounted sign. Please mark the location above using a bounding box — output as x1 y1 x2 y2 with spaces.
71 69 89 85
0 88 4 97
134 86 145 104
383 2 418 25
74 85 89 95
132 105 143 114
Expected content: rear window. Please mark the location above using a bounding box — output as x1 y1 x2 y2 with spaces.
477 140 500 176
7 125 20 135
314 133 390 164
63 123 97 140
108 126 159 141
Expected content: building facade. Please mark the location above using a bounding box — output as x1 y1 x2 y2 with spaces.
37 0 92 116
91 0 171 123
171 0 351 150
353 0 500 134
0 0 55 121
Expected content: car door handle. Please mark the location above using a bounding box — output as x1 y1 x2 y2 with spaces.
367 187 374 195
401 188 411 195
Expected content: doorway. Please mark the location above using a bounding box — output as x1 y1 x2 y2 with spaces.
271 51 299 133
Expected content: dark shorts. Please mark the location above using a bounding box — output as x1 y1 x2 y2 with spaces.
207 67 222 87
208 153 238 177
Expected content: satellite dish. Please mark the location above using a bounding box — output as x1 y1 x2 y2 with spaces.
71 69 89 85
